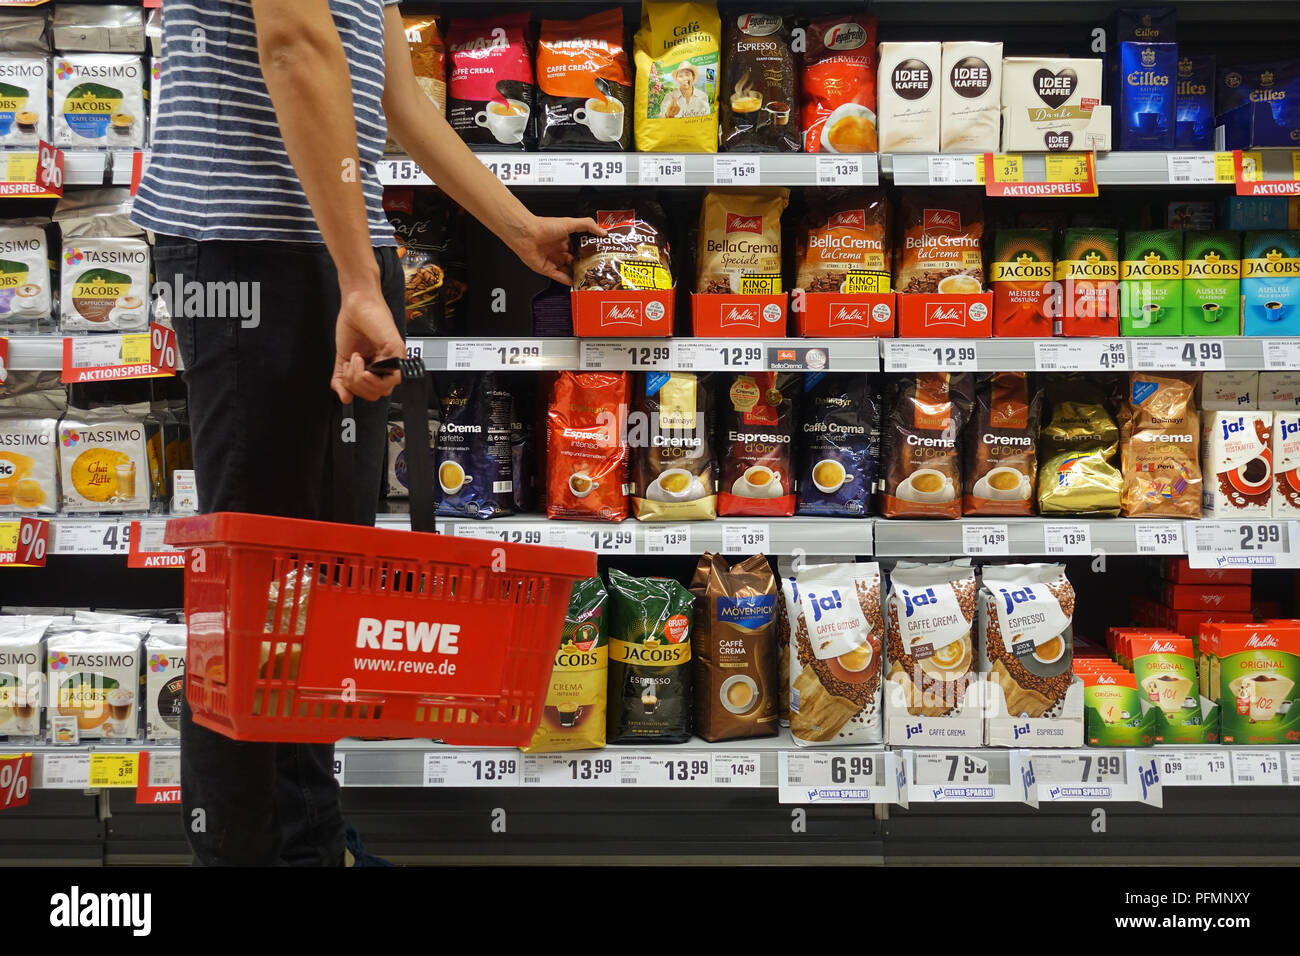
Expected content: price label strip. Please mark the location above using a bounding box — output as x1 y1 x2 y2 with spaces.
448 340 545 370
722 523 770 555
88 752 140 789
51 521 133 556
61 331 175 384
778 750 904 806
1132 338 1226 371
620 752 713 788
1230 750 1284 786
638 154 686 186
1187 520 1299 569
1151 749 1231 787
1043 523 1092 556
927 154 981 186
135 750 182 804
128 519 184 569
1263 339 1300 372
711 752 762 788
480 155 537 185
1134 522 1185 555
522 753 618 787
963 523 1009 556
882 340 978 373
906 749 1036 806
1166 152 1217 185
538 156 627 185
40 753 91 789
713 156 759 186
1033 340 1130 372
1232 149 1300 197
984 152 1098 198
644 525 692 555
450 523 556 548
1033 749 1162 806
566 527 636 554
579 340 675 371
376 158 433 186
422 752 520 787
675 341 766 372
1284 751 1300 786
816 155 864 186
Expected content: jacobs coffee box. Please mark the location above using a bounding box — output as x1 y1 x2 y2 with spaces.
1183 231 1241 335
1242 231 1300 336
991 229 1054 337
1053 227 1119 335
1120 229 1184 335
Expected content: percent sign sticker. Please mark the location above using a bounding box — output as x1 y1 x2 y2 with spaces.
16 517 48 567
150 322 178 374
37 141 63 193
0 754 31 810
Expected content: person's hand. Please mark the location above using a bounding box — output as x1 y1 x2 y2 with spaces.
332 289 405 403
508 215 606 285
665 99 680 118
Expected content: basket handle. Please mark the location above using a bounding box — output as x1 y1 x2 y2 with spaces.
397 358 436 535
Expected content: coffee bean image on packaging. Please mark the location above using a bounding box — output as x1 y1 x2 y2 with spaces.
978 564 1076 718
607 568 694 744
1120 229 1184 334
885 562 977 716
1183 231 1241 335
721 13 798 152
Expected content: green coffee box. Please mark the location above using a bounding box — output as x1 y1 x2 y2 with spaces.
1081 667 1155 747
1130 636 1218 744
1183 231 1241 335
1120 229 1184 335
1207 621 1300 745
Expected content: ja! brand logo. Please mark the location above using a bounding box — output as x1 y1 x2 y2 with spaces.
998 586 1037 615
905 721 923 739
1138 758 1160 799
903 586 938 617
805 588 843 623
1012 721 1031 740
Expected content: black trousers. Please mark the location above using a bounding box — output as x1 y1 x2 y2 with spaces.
158 235 403 865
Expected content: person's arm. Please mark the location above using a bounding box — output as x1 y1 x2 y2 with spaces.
250 0 402 403
380 8 603 285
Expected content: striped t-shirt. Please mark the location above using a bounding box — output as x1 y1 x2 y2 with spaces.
131 0 399 246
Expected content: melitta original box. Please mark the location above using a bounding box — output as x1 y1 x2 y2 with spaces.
691 294 788 338
1205 621 1300 744
571 289 674 337
1080 667 1154 746
896 292 993 338
792 292 895 337
1131 636 1219 744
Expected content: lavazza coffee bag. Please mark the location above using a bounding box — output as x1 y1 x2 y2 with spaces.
446 14 537 151
538 9 633 151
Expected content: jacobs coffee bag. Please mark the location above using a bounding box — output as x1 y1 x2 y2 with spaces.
446 14 537 151
435 373 514 519
1053 227 1120 335
963 372 1040 516
697 187 789 294
632 371 717 520
633 1 721 153
607 569 694 744
690 553 779 742
719 372 798 517
991 228 1054 337
786 560 884 745
721 13 798 152
523 577 609 753
547 371 630 522
881 372 974 519
1120 371 1202 518
796 373 877 517
800 14 877 153
795 189 890 293
538 9 633 151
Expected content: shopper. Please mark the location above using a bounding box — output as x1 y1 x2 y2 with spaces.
132 0 602 866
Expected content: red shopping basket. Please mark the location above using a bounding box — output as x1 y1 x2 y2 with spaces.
163 360 597 745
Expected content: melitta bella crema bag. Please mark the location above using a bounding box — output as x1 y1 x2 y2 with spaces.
633 1 721 152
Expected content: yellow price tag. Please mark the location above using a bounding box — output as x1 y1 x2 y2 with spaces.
89 753 139 788
120 334 151 366
1214 152 1237 183
1293 151 1300 182
0 523 18 553
1044 153 1091 183
991 154 1024 183
1240 151 1264 182
4 152 37 184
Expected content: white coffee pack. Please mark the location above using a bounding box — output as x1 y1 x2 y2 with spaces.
1201 371 1258 410
0 621 44 736
1260 372 1300 411
45 631 140 741
940 41 1001 153
0 223 52 326
144 625 185 740
148 56 159 146
53 53 145 147
0 55 49 147
1272 412 1300 518
59 236 150 331
0 372 64 514
1202 410 1274 517
877 42 941 153
1001 57 1103 151
59 404 152 513
53 5 146 53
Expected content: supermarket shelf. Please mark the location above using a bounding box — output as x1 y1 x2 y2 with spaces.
882 336 1292 373
61 150 110 188
873 516 1171 558
2 334 64 371
887 151 1234 188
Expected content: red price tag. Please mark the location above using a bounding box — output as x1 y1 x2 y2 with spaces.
0 754 31 811
35 141 63 196
1233 150 1300 196
135 752 181 805
150 322 177 374
130 150 149 196
983 152 1098 198
16 517 48 567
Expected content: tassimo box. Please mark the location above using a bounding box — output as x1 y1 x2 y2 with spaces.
45 632 140 741
144 625 185 740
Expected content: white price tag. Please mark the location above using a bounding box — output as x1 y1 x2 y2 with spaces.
778 750 897 804
69 336 125 369
1134 522 1185 554
570 527 636 554
638 154 686 186
711 752 761 788
1263 339 1300 372
914 751 992 786
537 155 627 185
1033 339 1130 371
171 470 198 514
332 754 346 787
579 340 675 371
620 752 712 788
675 340 765 371
1132 338 1226 370
404 340 425 361
1231 750 1284 786
135 519 173 554
522 753 617 787
1043 523 1092 555
1285 752 1300 786
448 340 543 370
148 750 182 788
1152 749 1231 786
376 158 432 186
713 155 759 186
1166 152 1217 184
41 753 91 789
882 340 977 372
423 752 519 787
816 154 864 186
644 525 692 554
479 155 536 184
927 154 980 185
963 523 1009 556
450 523 550 547
722 523 770 555
1188 520 1297 569
51 520 129 555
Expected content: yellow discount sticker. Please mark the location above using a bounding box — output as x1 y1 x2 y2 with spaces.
89 752 139 788
991 154 1024 183
3 152 36 184
120 333 151 366
1293 151 1300 183
1214 152 1237 183
1045 153 1091 183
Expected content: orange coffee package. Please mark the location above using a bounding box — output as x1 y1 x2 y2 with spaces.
881 372 974 518
1120 372 1202 518
963 372 1041 516
538 9 633 151
547 371 631 522
800 14 878 153
795 189 890 293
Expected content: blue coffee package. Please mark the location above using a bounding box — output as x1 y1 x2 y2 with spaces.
435 371 515 519
1176 54 1214 149
795 373 877 518
1219 196 1293 231
1217 60 1300 149
1242 231 1300 336
1115 42 1177 149
1114 7 1176 44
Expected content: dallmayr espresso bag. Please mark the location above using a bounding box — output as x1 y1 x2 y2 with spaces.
1120 371 1202 518
796 372 877 517
690 553 779 742
607 568 694 744
719 371 799 516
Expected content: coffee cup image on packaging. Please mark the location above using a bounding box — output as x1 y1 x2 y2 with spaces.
646 467 706 502
719 674 759 715
811 458 852 493
1242 231 1300 335
474 98 530 144
573 97 625 141
974 466 1030 501
569 471 599 497
732 464 783 498
897 468 955 503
